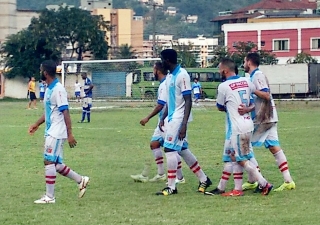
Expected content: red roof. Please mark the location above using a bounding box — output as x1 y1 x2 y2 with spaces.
211 0 317 22
235 0 317 13
211 12 262 22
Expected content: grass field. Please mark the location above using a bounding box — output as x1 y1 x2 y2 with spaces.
1 100 320 225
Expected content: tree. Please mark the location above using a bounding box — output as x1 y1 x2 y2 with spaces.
292 52 318 64
210 41 278 68
1 6 110 79
172 42 197 68
116 44 136 59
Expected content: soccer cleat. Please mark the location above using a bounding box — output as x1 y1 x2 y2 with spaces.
204 187 225 196
149 174 167 182
198 177 212 193
166 177 186 185
261 183 273 196
273 181 296 192
221 190 244 197
78 176 90 198
34 195 55 204
254 185 263 193
156 187 178 196
176 177 186 184
130 174 149 183
242 181 258 191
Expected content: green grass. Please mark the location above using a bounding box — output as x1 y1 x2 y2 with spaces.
0 100 320 225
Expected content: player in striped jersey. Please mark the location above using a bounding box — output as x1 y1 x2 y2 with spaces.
79 72 94 123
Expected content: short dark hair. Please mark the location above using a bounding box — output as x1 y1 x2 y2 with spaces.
246 52 260 67
160 49 178 64
154 62 167 75
42 60 57 77
220 58 235 73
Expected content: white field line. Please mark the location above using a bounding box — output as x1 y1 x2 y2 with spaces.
2 124 320 132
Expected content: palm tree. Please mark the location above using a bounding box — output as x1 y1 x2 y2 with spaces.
116 44 136 59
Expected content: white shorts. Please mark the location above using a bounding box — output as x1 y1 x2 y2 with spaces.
150 119 168 146
44 136 66 163
163 120 188 151
83 97 92 108
252 122 280 148
222 132 253 162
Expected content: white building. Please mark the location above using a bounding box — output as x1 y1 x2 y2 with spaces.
162 35 219 67
166 7 177 16
186 15 198 23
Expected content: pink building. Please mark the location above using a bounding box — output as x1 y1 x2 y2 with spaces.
223 20 320 64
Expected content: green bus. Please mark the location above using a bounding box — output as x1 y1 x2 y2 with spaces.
129 67 245 99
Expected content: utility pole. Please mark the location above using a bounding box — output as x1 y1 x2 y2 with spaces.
152 2 156 58
147 1 162 58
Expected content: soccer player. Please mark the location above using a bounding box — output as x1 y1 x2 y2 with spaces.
27 76 37 109
131 62 185 183
79 72 94 123
74 80 81 102
208 58 273 196
240 52 295 192
39 80 46 103
156 49 212 196
28 60 89 204
192 78 202 104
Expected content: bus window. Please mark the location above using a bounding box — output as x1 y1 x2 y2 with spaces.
189 72 198 80
198 73 208 82
143 72 155 81
213 72 222 82
207 73 214 82
132 72 141 84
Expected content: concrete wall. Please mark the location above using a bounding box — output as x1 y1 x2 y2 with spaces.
3 73 92 99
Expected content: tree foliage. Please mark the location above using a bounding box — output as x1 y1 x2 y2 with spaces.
291 52 318 64
172 42 197 68
1 6 110 79
210 42 278 68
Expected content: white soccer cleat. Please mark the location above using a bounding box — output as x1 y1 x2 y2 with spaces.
166 177 186 185
34 195 55 204
78 176 90 198
130 174 149 183
149 174 167 182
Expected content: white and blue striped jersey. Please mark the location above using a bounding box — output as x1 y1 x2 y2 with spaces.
44 78 69 139
83 77 93 98
192 82 201 94
165 65 193 122
250 69 278 123
216 75 255 139
157 77 167 121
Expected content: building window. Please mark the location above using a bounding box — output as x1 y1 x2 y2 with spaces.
261 41 265 47
311 38 320 50
273 39 289 51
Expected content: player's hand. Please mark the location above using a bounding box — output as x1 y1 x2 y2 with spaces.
28 124 39 135
159 120 165 132
140 117 149 126
179 124 187 140
238 104 248 115
68 134 77 148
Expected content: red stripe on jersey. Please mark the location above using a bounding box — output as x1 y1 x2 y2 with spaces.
229 81 249 90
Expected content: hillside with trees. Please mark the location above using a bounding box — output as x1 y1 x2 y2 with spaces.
18 0 260 38
114 0 260 39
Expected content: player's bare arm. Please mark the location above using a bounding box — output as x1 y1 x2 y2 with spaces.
28 114 45 135
140 104 164 126
159 104 168 132
238 103 255 115
254 90 270 101
62 110 77 148
180 94 192 140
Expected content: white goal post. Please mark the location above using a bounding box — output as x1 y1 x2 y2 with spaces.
61 58 161 100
